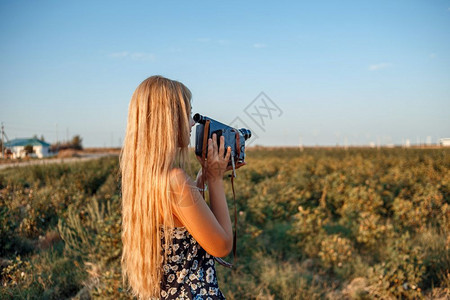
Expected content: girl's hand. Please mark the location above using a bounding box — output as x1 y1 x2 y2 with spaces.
196 134 232 182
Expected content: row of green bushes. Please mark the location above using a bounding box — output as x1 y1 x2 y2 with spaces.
1 148 449 299
219 148 449 299
0 157 121 299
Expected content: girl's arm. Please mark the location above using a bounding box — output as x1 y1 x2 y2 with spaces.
170 134 233 257
194 168 204 190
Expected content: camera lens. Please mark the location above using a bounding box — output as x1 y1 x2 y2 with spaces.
239 129 251 140
193 113 204 124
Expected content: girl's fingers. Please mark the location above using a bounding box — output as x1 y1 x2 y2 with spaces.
212 133 218 154
203 135 248 174
218 136 225 158
224 146 232 161
207 137 214 158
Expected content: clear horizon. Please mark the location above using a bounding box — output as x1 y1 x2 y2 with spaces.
1 1 449 147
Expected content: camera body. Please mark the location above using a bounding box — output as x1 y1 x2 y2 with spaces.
193 113 251 165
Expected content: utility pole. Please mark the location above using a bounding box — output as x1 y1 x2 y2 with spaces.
56 123 59 145
1 122 4 158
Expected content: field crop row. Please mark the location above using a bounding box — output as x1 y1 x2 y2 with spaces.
0 148 449 299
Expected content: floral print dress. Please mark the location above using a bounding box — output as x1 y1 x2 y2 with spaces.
160 227 226 300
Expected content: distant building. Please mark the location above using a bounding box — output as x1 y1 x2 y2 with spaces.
405 139 411 148
440 138 450 147
5 138 52 159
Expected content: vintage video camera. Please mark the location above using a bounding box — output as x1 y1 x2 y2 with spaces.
193 113 251 167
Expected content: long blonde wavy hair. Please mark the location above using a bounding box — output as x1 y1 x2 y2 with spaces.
120 75 192 298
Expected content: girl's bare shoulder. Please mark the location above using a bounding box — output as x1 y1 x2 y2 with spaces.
169 168 198 202
169 168 192 186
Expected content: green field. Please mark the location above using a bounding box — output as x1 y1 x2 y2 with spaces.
1 148 449 299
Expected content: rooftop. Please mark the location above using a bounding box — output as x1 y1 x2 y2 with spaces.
5 138 51 148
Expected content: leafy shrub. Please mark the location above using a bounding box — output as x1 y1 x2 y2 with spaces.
366 233 425 299
58 196 125 298
318 234 354 269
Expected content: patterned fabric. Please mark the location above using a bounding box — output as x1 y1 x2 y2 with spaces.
160 227 226 300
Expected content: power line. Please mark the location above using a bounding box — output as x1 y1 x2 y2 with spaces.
6 126 57 134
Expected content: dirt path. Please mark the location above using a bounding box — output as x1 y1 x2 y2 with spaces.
0 153 117 170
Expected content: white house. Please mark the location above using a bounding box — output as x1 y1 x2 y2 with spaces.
440 138 450 147
5 138 52 159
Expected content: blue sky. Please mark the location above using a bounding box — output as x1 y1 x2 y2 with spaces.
1 0 449 147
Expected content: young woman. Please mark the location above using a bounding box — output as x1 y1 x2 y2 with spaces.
120 75 243 299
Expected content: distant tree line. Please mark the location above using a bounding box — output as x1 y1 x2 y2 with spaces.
29 134 83 151
50 135 83 151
